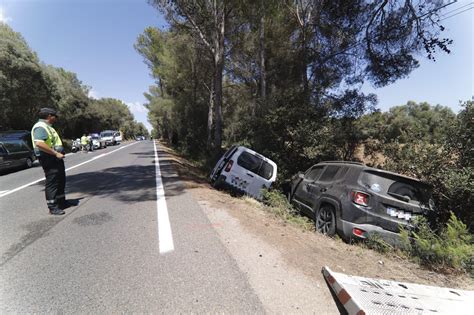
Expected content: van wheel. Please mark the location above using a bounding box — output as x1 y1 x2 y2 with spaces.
212 175 225 189
315 206 336 237
25 157 33 168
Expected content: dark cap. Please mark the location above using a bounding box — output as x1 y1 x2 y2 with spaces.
39 107 58 117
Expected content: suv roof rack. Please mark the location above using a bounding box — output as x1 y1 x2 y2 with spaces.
319 161 365 166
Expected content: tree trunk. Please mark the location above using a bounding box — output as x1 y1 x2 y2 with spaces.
207 80 214 149
212 5 225 151
213 54 223 151
259 0 266 104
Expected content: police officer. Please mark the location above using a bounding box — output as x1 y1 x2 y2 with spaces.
31 108 71 215
80 134 89 152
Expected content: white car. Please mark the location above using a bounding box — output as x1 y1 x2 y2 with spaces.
89 134 106 149
210 145 277 199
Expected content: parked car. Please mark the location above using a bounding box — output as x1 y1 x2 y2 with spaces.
100 130 121 145
284 161 433 244
210 145 277 199
89 133 106 149
0 130 36 171
113 131 122 144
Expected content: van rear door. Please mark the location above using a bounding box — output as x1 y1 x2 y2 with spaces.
210 145 237 182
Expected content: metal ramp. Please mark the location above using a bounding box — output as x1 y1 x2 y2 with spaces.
322 266 474 315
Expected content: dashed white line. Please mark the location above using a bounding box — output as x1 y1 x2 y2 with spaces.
0 142 138 199
153 141 175 254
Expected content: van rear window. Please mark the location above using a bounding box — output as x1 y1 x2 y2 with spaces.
360 170 431 205
237 151 273 180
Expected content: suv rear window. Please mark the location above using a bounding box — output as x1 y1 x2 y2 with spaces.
360 170 431 205
237 151 273 180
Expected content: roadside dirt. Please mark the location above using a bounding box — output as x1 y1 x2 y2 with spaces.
159 143 474 293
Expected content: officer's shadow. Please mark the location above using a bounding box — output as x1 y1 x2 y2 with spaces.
62 198 83 209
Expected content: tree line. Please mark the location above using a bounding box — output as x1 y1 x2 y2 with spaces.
0 23 149 140
135 0 472 230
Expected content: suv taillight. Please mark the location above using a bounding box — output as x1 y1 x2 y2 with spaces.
224 160 234 172
351 191 370 207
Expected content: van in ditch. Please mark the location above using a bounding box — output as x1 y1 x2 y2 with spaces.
210 145 277 199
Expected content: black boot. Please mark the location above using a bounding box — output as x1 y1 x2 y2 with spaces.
49 207 65 215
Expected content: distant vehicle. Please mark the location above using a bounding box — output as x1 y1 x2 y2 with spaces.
100 130 121 145
0 130 36 171
71 138 81 153
135 136 145 141
284 161 433 244
113 131 122 144
210 145 277 200
89 133 106 149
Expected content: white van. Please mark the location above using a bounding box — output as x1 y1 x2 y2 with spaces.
100 130 122 145
210 145 277 199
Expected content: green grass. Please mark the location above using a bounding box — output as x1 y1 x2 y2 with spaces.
260 189 314 231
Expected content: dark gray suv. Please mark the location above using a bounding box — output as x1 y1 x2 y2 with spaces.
284 161 433 244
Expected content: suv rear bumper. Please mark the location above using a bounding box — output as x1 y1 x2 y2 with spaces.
339 219 402 246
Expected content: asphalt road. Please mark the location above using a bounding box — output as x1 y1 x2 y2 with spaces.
0 141 264 313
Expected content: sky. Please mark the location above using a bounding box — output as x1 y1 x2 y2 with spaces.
0 0 473 132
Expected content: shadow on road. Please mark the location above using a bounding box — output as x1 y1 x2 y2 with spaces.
35 148 189 203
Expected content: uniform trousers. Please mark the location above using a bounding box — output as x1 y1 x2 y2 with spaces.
39 155 66 210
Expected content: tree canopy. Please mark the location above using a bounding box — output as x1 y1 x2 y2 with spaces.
136 1 471 230
1 23 148 140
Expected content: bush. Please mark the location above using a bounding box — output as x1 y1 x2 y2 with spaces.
364 233 393 254
401 213 473 274
261 189 313 230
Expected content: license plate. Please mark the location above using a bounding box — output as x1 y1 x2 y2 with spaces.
387 207 412 221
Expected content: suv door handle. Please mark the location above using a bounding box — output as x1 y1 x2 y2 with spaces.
320 188 327 192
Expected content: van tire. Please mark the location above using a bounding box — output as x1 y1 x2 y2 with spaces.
315 205 336 237
213 175 226 189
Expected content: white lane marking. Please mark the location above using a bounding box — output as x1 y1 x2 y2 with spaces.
153 141 175 254
0 142 138 199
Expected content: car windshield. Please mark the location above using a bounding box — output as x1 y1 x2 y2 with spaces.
360 170 431 205
101 132 113 137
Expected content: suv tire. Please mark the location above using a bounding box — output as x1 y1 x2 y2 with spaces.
315 205 336 237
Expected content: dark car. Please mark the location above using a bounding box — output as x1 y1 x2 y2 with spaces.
0 130 36 172
284 161 433 244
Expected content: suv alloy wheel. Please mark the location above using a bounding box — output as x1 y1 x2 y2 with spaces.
315 205 336 236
